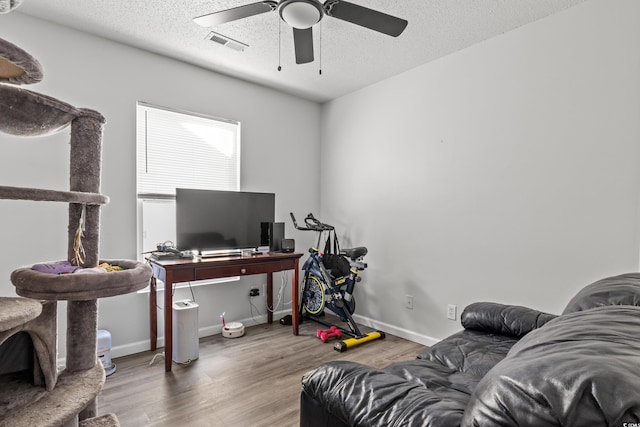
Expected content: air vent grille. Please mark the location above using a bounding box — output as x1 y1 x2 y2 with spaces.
207 31 248 52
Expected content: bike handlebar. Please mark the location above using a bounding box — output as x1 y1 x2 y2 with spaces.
290 212 335 232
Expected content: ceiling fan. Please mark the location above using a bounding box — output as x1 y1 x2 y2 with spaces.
193 0 408 64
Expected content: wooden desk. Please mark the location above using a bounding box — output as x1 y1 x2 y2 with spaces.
148 252 302 372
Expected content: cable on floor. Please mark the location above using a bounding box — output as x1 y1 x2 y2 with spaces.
149 352 165 366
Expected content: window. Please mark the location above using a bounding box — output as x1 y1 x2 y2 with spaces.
136 102 240 260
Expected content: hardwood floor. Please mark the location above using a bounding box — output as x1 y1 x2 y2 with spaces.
97 318 425 427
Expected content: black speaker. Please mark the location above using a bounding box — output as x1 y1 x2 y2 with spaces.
281 238 295 253
260 222 285 252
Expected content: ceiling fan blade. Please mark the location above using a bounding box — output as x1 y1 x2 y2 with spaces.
193 1 278 27
293 28 314 64
323 0 407 37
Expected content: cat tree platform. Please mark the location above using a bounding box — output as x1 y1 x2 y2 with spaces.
11 260 151 300
0 297 41 330
0 186 109 205
0 363 107 427
1 258 150 427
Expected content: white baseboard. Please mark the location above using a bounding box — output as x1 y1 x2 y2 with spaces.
110 309 293 359
59 309 435 362
351 314 440 347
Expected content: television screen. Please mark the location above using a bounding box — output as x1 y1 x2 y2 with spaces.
176 188 275 253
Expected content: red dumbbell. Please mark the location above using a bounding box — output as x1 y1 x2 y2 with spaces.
316 326 343 343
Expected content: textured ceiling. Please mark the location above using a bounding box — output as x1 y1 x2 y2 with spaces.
14 0 587 103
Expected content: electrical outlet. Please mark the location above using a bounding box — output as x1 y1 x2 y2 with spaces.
447 304 457 320
250 288 260 297
405 295 414 310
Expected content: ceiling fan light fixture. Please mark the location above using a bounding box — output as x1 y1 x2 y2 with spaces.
279 0 322 29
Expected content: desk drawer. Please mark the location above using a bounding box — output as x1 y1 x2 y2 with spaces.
168 269 196 283
195 261 288 280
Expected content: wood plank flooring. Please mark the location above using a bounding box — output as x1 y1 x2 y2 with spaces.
97 318 425 427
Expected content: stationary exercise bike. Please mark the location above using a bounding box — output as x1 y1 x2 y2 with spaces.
290 213 384 352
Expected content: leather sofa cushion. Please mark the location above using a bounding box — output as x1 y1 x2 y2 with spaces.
462 306 640 426
301 359 478 427
563 272 640 314
417 329 518 378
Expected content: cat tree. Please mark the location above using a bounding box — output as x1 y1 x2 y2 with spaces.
0 36 152 426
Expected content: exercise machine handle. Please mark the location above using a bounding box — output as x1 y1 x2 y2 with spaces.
305 213 334 231
290 212 303 230
291 212 318 231
290 212 334 232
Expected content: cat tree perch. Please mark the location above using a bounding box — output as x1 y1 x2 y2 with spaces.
0 37 152 427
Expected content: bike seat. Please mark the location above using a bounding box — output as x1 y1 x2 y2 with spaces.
341 247 368 261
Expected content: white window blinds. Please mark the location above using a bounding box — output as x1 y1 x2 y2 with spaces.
136 102 240 197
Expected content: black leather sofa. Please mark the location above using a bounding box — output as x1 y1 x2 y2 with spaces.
300 273 640 426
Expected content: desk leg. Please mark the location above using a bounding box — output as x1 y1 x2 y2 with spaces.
267 272 273 324
292 259 300 335
164 271 173 372
150 276 157 351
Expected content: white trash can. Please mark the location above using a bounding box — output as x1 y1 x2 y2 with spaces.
172 300 199 363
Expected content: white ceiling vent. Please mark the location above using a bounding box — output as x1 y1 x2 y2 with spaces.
206 31 248 52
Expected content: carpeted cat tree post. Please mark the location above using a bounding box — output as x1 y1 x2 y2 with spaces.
0 34 152 427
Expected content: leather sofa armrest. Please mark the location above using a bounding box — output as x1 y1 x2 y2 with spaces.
461 302 556 338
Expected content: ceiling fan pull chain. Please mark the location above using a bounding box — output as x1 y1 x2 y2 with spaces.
277 17 282 71
319 20 322 75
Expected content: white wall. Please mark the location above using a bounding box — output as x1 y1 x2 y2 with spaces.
2 0 639 358
0 13 321 358
320 0 640 344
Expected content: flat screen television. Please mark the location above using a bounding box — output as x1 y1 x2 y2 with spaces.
176 188 275 254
